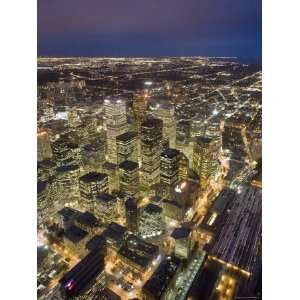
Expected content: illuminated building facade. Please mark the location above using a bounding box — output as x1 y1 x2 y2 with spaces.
104 97 128 164
148 99 176 148
102 162 119 193
162 199 185 222
160 148 180 191
52 136 82 167
176 120 193 162
192 136 220 190
79 172 109 212
37 128 53 162
141 118 163 187
171 227 194 259
222 122 249 161
116 131 138 164
56 164 81 208
178 152 189 180
81 142 106 173
132 90 149 132
138 203 165 239
119 160 139 198
94 193 118 225
37 181 52 226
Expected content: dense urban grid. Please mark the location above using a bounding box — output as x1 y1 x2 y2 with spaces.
37 57 262 300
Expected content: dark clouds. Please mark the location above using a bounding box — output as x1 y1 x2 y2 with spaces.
38 0 261 61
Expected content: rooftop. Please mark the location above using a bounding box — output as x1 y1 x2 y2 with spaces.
56 164 80 173
116 131 137 143
102 222 127 244
141 117 163 128
59 249 105 298
76 212 98 228
64 225 88 244
79 172 108 183
125 198 137 210
161 148 180 159
85 235 106 252
102 162 118 170
58 207 80 220
144 203 162 215
118 234 159 269
143 256 181 299
171 227 191 239
96 193 116 204
119 160 139 171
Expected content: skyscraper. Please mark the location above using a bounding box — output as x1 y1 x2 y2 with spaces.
52 136 81 167
132 90 150 132
56 164 81 209
140 118 163 187
138 203 165 239
104 97 128 164
119 160 140 198
222 122 250 161
79 172 109 212
148 99 176 148
37 128 53 162
179 152 189 181
193 136 220 191
116 131 138 164
81 142 106 173
160 148 180 194
125 198 138 234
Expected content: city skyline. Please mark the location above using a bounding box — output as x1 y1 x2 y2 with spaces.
37 56 262 300
37 1 262 300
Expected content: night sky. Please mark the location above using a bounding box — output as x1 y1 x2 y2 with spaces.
38 0 261 62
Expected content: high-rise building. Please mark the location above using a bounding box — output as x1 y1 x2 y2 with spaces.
37 128 53 162
179 152 189 180
116 131 138 164
94 193 118 225
141 118 163 187
222 122 249 161
37 181 51 226
81 141 106 172
176 120 191 146
171 227 194 259
138 203 165 239
132 90 150 132
102 162 119 193
160 148 180 193
56 164 81 209
193 136 220 190
148 99 176 148
176 120 193 162
125 198 138 234
104 97 128 163
119 160 139 198
52 136 81 167
79 172 109 212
